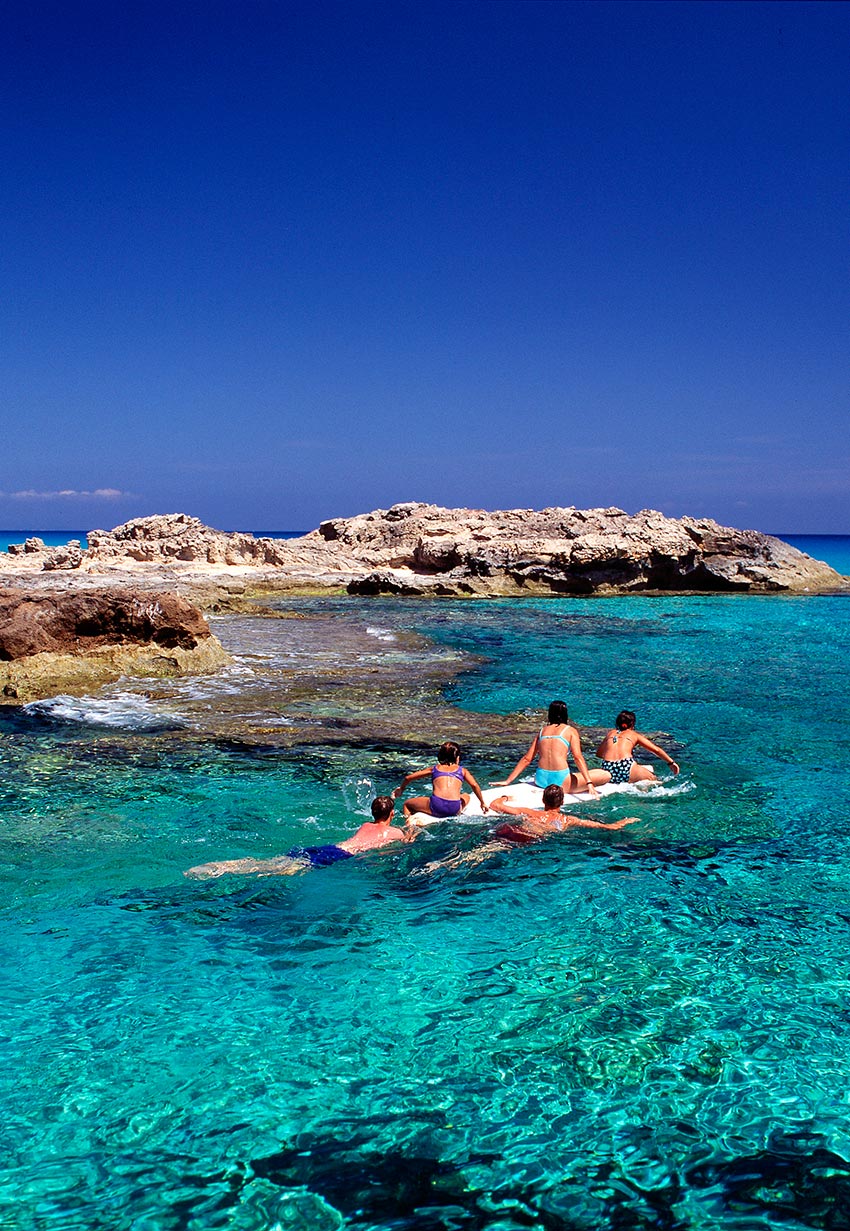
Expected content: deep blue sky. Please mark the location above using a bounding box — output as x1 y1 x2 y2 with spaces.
2 1 848 532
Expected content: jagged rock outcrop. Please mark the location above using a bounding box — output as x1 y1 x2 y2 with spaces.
86 514 294 566
42 541 84 570
313 503 846 595
1 506 845 596
0 588 231 703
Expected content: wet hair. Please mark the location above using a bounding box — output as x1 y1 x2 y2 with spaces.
547 700 569 725
615 710 636 730
541 784 565 809
437 741 461 765
371 796 394 822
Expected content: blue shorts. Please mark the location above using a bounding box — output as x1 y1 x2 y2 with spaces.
286 844 354 867
535 768 569 788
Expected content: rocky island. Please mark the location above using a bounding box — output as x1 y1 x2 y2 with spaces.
1 504 844 598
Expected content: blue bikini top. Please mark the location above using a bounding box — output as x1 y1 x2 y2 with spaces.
538 725 571 749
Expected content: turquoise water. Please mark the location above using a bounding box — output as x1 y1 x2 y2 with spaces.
3 593 850 1228
0 530 89 552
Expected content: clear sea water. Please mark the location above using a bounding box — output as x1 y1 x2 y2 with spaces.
2 535 850 1229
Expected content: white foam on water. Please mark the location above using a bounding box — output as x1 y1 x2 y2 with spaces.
366 627 397 643
24 692 186 732
341 775 377 815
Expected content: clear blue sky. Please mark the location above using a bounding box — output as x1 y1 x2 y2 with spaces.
2 1 848 532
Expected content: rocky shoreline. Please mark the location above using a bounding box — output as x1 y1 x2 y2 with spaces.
0 587 230 703
1 504 846 599
0 504 845 704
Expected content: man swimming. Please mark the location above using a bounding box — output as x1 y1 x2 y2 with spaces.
419 785 638 872
185 796 415 879
490 785 639 842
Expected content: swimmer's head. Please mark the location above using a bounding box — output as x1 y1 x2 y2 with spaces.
371 796 394 822
547 700 569 724
615 710 636 730
541 784 565 809
437 740 461 765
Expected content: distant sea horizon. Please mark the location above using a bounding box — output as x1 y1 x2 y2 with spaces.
1 530 848 575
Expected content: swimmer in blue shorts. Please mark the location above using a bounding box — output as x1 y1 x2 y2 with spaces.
392 741 488 820
491 700 600 798
185 797 415 879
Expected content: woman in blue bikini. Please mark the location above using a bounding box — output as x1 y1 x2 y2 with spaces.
491 699 600 798
595 710 680 784
392 741 489 819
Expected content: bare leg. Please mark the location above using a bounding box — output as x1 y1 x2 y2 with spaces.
404 795 432 818
629 764 657 783
185 855 302 879
564 769 609 793
459 792 471 811
416 841 505 875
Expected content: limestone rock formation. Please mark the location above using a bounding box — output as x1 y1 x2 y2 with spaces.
0 588 231 703
86 514 294 566
1 505 845 596
311 503 846 595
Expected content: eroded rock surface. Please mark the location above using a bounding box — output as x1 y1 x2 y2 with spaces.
313 503 845 595
1 505 845 596
0 588 230 702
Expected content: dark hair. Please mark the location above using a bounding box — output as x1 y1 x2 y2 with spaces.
437 741 461 765
371 796 394 821
615 710 636 730
547 700 569 725
541 784 565 809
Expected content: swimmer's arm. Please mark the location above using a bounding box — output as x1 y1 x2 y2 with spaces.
633 733 680 773
491 735 538 787
568 815 639 830
462 768 489 812
391 767 431 797
488 795 528 816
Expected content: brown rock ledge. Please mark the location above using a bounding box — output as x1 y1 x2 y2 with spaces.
0 588 231 703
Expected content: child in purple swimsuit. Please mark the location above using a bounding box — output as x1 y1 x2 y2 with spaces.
392 741 489 820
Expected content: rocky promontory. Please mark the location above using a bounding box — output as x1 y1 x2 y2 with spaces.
312 503 845 595
0 588 230 703
0 504 845 598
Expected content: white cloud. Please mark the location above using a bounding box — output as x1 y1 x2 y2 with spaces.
0 488 130 500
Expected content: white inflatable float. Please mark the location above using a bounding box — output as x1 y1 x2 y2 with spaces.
407 777 663 825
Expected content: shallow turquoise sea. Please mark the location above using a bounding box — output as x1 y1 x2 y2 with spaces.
3 583 850 1230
